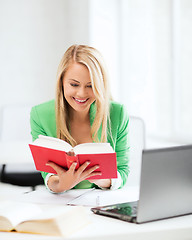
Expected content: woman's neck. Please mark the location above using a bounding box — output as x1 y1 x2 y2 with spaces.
69 108 90 123
69 107 92 144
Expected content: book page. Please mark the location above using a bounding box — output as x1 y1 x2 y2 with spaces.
31 135 114 154
15 205 88 237
74 142 114 154
0 201 42 228
32 135 73 152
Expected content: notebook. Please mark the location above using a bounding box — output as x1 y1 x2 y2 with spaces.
91 144 192 223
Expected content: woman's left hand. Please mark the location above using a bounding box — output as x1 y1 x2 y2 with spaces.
88 179 111 189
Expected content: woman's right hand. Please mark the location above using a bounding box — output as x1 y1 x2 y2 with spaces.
46 161 101 193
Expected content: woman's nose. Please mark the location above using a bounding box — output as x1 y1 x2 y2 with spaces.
77 87 87 97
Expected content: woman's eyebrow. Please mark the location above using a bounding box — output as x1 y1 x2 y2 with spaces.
69 79 92 85
68 79 80 83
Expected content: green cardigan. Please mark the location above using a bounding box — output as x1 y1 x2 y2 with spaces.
30 100 130 189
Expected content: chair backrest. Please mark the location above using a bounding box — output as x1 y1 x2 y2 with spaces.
0 105 44 188
0 105 32 142
125 116 146 187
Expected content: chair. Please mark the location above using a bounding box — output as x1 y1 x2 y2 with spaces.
0 105 44 190
125 116 146 187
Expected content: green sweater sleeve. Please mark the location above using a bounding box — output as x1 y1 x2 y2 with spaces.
108 103 130 188
30 101 57 183
116 105 130 187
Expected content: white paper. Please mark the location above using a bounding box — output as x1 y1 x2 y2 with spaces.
15 188 95 205
68 187 139 206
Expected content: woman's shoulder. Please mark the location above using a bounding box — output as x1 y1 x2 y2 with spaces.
30 100 56 139
32 99 55 111
31 99 55 117
109 100 129 124
109 100 127 114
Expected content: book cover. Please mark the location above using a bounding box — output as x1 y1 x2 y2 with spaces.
29 135 117 179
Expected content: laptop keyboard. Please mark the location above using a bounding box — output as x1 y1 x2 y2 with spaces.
117 204 137 216
104 201 138 217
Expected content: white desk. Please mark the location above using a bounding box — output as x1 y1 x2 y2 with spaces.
0 184 192 240
0 210 192 240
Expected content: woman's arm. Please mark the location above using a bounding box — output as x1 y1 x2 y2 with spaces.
88 104 130 190
115 104 130 188
88 178 111 189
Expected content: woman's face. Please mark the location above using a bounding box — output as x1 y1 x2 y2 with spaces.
63 62 96 115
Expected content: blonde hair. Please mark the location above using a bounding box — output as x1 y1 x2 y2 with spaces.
56 44 111 146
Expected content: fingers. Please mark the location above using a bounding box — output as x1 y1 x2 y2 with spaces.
88 171 102 178
68 162 78 172
67 150 75 156
46 161 66 175
84 164 100 175
78 163 102 179
46 160 102 183
77 161 91 173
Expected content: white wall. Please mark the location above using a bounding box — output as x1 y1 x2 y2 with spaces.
89 0 120 101
0 0 92 173
0 0 90 110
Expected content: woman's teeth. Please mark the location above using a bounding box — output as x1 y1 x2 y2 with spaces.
74 98 87 103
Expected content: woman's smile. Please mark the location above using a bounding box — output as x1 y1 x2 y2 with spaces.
73 97 89 104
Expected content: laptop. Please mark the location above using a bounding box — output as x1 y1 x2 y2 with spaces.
91 145 192 223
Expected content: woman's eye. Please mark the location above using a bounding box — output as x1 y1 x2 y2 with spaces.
87 85 92 88
70 83 79 87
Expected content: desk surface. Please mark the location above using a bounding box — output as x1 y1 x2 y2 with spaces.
0 184 192 240
0 212 192 240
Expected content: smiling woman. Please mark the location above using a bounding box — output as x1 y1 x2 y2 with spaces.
55 45 112 147
30 44 130 193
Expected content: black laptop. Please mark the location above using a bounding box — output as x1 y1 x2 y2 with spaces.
91 145 192 223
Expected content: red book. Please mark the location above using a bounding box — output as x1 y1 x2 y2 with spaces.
29 135 117 180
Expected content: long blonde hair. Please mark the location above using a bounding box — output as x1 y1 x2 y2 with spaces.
56 44 111 146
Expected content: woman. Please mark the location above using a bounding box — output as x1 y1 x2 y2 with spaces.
30 44 130 193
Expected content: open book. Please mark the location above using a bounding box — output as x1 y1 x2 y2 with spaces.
29 135 117 179
0 201 89 236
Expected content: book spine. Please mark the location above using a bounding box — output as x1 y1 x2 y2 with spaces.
66 154 79 169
